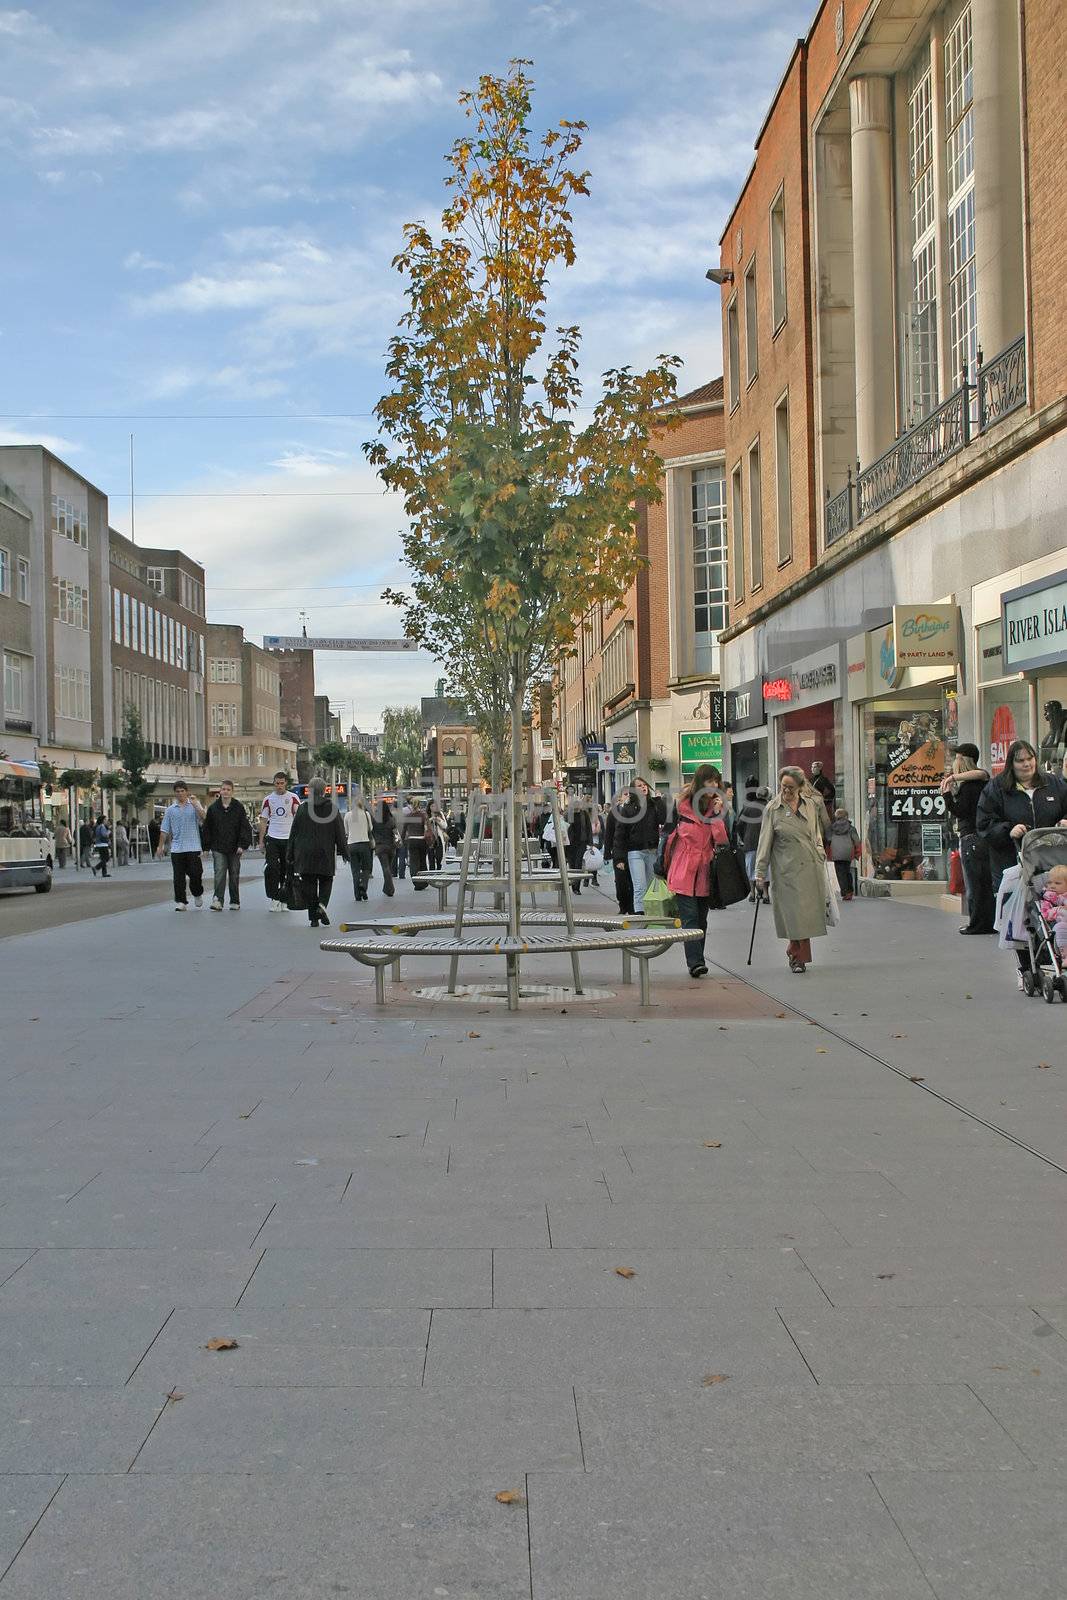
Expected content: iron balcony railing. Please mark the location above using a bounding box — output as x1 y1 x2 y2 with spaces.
825 334 1027 545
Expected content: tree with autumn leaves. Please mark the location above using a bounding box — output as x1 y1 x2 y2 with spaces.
369 61 680 800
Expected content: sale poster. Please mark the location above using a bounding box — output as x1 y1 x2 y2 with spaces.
989 704 1017 776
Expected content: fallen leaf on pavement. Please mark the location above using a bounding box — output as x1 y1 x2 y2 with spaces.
701 1374 729 1386
166 1389 184 1402
1036 1062 1053 1070
615 1266 636 1279
205 1338 238 1352
467 1031 481 1038
495 1490 525 1505
703 1141 722 1149
816 1047 828 1054
775 1012 787 1019
876 1273 895 1280
892 1033 907 1039
909 1075 925 1083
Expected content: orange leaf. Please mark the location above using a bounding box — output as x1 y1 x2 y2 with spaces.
909 1075 925 1083
614 1266 636 1279
703 1141 722 1149
701 1373 729 1386
495 1489 526 1505
467 1030 481 1038
1036 1062 1053 1070
166 1389 184 1402
205 1337 239 1352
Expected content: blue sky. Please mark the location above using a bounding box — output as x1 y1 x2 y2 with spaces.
0 0 812 727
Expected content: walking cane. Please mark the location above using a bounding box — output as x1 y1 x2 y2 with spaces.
746 889 761 966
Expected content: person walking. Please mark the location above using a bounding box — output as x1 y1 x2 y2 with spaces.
810 760 836 812
258 771 300 912
615 778 665 915
78 818 94 869
114 818 130 868
157 780 206 909
202 779 253 910
402 801 431 889
733 777 770 902
372 800 398 897
753 766 828 974
603 805 634 915
567 794 593 895
53 818 71 869
542 807 567 870
344 791 374 900
426 802 448 872
147 815 161 858
977 738 1067 890
287 779 348 928
827 807 861 901
664 763 730 979
91 815 111 878
941 743 994 934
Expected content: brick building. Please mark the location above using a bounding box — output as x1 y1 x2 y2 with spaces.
0 474 35 764
273 647 316 746
206 623 297 804
716 0 1067 887
555 380 726 798
109 529 208 793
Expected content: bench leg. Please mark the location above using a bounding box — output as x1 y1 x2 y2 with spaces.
374 966 386 1005
621 950 632 985
638 956 651 1007
570 949 583 996
447 952 460 995
506 952 520 1012
389 959 400 983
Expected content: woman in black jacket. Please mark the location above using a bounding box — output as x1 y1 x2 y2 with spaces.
940 744 993 933
287 780 348 927
615 777 666 915
976 739 1067 891
371 801 398 897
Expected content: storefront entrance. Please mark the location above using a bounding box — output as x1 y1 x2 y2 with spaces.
775 700 841 795
862 691 951 880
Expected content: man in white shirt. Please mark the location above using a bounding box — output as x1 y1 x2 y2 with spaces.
344 792 374 900
258 771 299 911
157 780 207 909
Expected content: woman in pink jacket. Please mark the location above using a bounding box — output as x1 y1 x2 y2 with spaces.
665 763 730 978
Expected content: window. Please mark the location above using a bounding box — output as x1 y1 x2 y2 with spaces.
55 663 91 721
53 577 90 630
16 557 29 604
905 43 939 424
691 465 728 639
50 495 88 548
210 701 239 736
945 4 976 389
770 189 787 330
113 589 122 642
139 602 147 655
147 607 155 658
744 258 758 384
774 395 793 565
208 657 241 684
727 296 740 411
0 547 9 595
730 465 745 605
601 621 635 704
4 651 30 716
747 440 764 590
123 593 131 646
147 567 165 593
131 599 139 654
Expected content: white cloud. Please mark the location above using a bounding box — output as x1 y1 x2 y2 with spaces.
269 447 351 476
0 9 46 36
0 427 81 454
123 250 168 272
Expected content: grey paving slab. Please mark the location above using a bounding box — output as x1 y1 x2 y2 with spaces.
0 1471 532 1599
0 1196 275 1250
576 1381 1030 1471
424 1308 813 1388
259 1204 550 1248
493 1246 828 1309
0 1388 165 1473
134 1382 581 1474
128 1306 431 1389
0 1251 34 1290
527 1465 934 1600
797 1241 1067 1306
969 1379 1067 1465
779 1305 1067 1384
546 1199 848 1249
236 1245 491 1310
872 1470 1067 1600
0 1308 172 1387
0 1248 261 1308
0 1475 64 1574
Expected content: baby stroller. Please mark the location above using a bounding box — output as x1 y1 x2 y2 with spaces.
1012 828 1067 1002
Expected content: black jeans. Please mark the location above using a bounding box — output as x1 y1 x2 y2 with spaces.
407 838 428 887
264 837 288 903
613 860 635 915
375 847 395 896
92 847 110 878
171 850 203 905
960 832 995 931
348 842 373 898
833 859 853 898
212 851 241 906
395 843 407 879
427 836 443 872
675 892 709 971
301 874 333 925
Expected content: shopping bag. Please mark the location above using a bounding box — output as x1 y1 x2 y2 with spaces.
948 849 964 896
712 843 749 908
285 868 308 912
995 865 1028 949
583 846 605 872
824 860 842 928
642 876 678 921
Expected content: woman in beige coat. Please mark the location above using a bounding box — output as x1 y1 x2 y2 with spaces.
753 765 828 973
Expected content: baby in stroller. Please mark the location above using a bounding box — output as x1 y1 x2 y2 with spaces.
1004 828 1067 1001
1039 864 1067 953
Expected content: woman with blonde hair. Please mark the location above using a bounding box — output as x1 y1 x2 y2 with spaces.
753 765 828 973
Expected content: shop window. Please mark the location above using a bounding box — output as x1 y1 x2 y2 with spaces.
1037 675 1067 772
863 694 951 881
982 680 1030 777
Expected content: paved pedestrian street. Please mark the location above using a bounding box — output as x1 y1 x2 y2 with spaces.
1 867 1065 1599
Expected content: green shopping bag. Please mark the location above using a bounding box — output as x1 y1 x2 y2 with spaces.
642 875 678 922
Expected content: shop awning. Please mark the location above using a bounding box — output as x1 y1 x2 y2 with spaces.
0 759 41 782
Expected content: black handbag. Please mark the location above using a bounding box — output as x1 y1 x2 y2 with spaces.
712 842 750 908
285 867 308 911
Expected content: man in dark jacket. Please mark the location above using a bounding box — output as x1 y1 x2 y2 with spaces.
566 792 593 895
202 779 253 910
810 761 836 811
603 806 634 915
941 744 994 933
733 778 770 901
287 780 348 927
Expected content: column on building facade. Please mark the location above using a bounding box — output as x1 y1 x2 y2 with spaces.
848 76 897 467
970 0 1025 362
